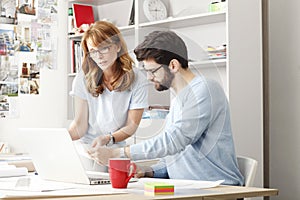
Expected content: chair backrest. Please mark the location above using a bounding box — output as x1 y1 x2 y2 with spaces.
237 156 258 187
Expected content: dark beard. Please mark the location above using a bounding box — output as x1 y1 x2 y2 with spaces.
156 84 169 91
155 67 174 91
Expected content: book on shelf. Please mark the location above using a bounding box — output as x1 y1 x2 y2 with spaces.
70 40 75 74
128 0 135 25
72 4 95 29
70 40 83 74
97 0 134 27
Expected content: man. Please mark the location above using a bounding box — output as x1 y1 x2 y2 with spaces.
88 31 244 185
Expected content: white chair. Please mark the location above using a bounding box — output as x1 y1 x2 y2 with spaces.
237 156 258 187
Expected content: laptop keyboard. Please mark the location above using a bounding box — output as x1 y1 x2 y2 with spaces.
89 177 110 185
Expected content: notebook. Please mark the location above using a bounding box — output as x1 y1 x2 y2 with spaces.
18 128 110 185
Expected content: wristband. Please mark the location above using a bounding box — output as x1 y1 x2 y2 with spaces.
106 134 115 147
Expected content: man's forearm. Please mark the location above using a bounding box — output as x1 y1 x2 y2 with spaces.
124 146 131 159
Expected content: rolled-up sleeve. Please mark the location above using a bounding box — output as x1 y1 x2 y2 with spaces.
151 159 169 178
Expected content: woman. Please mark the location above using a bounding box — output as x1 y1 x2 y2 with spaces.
68 21 148 164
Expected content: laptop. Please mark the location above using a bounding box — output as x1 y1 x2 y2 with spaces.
19 128 110 185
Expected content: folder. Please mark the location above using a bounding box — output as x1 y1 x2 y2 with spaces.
72 4 95 28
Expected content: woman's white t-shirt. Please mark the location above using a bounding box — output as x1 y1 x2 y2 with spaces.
70 68 148 144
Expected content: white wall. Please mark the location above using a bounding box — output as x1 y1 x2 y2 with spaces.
269 0 300 199
227 0 263 190
0 1 69 153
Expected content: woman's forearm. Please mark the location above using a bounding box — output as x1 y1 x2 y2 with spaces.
68 120 88 140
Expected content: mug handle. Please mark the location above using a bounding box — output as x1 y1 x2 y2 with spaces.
125 162 137 184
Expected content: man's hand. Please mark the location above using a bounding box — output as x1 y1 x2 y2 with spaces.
88 146 120 166
135 165 154 178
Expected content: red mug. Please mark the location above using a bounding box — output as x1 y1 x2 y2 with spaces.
109 158 136 188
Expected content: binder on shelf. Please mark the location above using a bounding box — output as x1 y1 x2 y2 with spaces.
97 0 134 27
128 0 135 25
70 40 83 74
74 41 83 73
72 4 95 29
70 40 75 73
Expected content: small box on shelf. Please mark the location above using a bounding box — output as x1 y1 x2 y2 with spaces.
208 0 227 13
68 7 75 35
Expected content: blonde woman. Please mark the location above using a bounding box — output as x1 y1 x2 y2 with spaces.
68 21 148 168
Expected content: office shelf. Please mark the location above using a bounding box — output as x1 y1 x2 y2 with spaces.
139 12 226 29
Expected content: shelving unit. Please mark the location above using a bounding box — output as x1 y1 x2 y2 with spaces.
63 0 263 187
190 59 226 68
139 11 226 29
65 1 228 119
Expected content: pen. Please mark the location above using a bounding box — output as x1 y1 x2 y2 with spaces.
0 143 4 153
93 160 96 171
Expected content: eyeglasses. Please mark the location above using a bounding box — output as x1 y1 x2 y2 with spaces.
88 45 112 60
143 64 164 76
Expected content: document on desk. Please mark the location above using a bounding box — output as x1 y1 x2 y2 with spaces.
0 176 127 198
0 163 28 178
123 178 224 197
0 176 74 192
135 178 224 189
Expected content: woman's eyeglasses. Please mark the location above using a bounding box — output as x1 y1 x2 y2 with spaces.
88 45 112 60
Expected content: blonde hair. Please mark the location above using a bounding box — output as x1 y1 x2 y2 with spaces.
81 21 134 97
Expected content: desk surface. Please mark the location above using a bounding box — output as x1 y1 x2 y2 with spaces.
2 185 278 200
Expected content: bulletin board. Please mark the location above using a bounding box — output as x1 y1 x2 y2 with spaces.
0 0 58 118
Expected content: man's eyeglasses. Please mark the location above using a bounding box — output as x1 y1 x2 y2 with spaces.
88 45 112 60
143 64 164 76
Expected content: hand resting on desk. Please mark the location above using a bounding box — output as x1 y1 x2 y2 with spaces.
88 146 120 166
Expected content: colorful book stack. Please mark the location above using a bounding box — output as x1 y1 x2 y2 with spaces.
144 182 174 196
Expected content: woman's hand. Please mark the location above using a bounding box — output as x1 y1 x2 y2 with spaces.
88 146 120 166
91 135 110 147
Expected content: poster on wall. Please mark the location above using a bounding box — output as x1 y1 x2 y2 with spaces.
0 24 14 56
16 0 36 16
19 61 39 94
0 0 17 24
34 0 58 69
14 21 34 52
0 23 19 118
0 96 20 118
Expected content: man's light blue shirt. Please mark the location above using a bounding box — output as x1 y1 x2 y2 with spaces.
130 75 244 185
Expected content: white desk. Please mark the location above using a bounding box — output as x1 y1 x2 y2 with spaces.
0 185 278 200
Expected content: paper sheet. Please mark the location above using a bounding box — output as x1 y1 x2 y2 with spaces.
0 187 127 199
0 164 28 178
73 140 92 160
0 176 74 192
0 175 127 198
133 178 224 189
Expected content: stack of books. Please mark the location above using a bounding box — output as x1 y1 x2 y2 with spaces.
0 162 28 178
0 153 35 173
206 45 226 59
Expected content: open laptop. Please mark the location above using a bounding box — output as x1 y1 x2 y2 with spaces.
19 128 110 185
